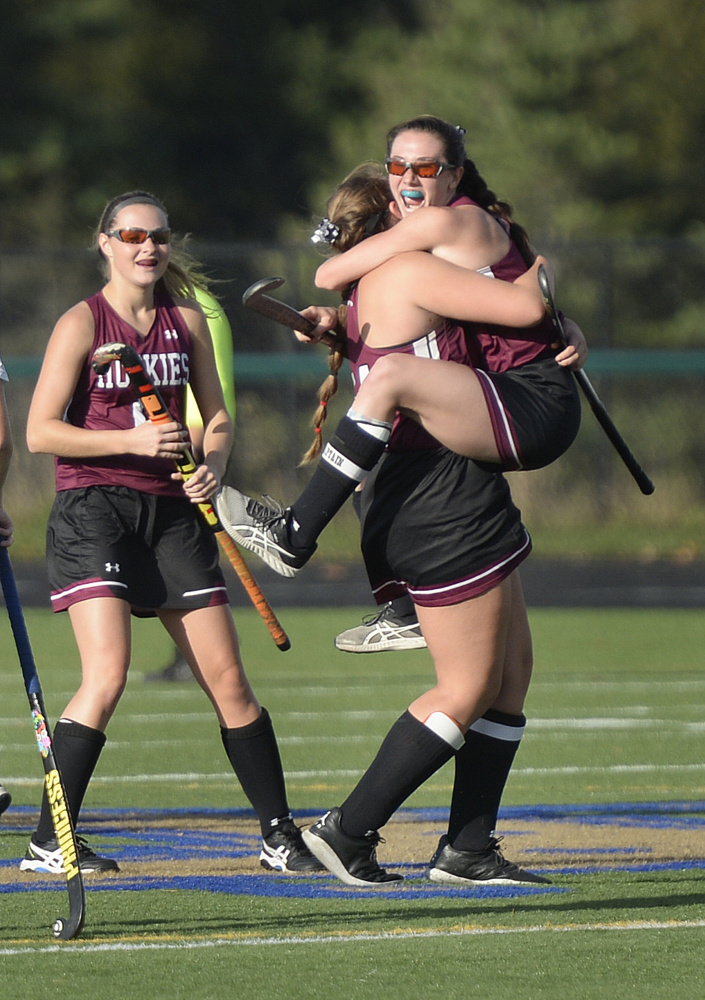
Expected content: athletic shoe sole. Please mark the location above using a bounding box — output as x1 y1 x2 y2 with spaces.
334 630 427 653
20 838 119 874
215 488 304 578
302 827 401 888
428 866 542 886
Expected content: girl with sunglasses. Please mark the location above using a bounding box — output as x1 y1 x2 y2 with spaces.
20 191 322 876
320 118 583 660
323 118 586 656
216 159 579 885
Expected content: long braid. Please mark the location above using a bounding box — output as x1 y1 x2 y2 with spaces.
300 308 347 465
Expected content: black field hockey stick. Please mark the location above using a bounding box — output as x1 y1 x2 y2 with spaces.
0 547 86 940
242 277 317 335
91 343 291 651
537 264 655 496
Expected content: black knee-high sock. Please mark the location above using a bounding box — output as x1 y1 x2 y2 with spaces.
288 410 391 549
339 711 458 839
220 708 290 836
35 719 106 843
447 709 525 852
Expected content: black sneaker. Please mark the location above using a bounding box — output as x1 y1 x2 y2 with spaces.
215 487 316 578
428 835 551 886
0 783 11 816
19 835 120 874
260 819 326 873
334 604 427 653
302 808 403 887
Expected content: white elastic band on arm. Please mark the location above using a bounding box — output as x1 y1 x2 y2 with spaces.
424 712 465 750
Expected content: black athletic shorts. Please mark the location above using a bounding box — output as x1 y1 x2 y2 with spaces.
361 448 531 608
476 354 581 471
47 485 228 615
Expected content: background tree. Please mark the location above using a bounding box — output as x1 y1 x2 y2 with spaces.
2 0 703 246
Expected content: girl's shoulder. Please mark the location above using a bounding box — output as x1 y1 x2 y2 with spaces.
172 295 209 342
53 299 96 339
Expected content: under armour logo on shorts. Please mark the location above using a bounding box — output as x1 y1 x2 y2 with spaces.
104 562 121 574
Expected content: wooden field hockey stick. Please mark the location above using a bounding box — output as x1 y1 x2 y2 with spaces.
242 277 317 334
537 264 655 496
91 343 291 651
0 547 86 940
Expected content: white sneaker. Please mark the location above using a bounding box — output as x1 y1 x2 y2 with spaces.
20 835 119 874
215 487 315 577
334 604 427 653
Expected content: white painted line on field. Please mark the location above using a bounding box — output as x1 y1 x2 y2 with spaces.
5 761 705 787
1 769 365 787
1 919 704 956
0 734 370 753
530 680 705 691
529 718 705 730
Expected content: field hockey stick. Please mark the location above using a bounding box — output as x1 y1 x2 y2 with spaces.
537 264 655 496
91 343 291 651
0 547 86 940
242 277 317 335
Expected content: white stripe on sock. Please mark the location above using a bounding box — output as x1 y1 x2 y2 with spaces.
424 712 465 750
469 716 525 742
320 442 369 481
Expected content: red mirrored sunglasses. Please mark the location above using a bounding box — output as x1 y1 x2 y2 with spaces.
384 158 456 178
106 227 172 245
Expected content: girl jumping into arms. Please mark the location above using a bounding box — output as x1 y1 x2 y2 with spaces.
216 146 583 885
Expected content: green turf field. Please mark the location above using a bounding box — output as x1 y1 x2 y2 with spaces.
1 606 704 999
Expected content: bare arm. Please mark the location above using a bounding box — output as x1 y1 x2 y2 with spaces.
403 253 547 328
315 206 503 291
26 303 187 461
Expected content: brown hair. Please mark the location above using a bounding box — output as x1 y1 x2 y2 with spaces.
94 190 213 300
386 116 535 266
302 164 390 464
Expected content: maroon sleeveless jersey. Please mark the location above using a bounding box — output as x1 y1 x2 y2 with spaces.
451 195 555 371
345 283 481 451
55 290 192 495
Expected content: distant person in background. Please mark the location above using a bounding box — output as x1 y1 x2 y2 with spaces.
0 350 15 817
146 288 236 683
20 190 321 875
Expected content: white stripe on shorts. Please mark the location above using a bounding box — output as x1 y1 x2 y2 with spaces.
50 579 129 602
475 369 522 468
182 586 228 598
407 532 532 601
